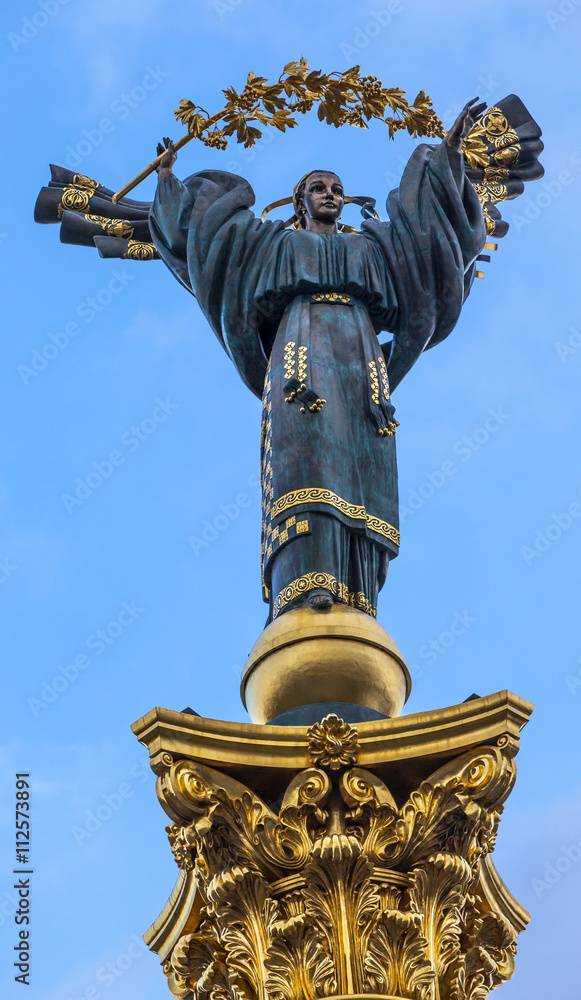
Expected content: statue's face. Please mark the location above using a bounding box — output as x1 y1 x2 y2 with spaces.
301 172 344 225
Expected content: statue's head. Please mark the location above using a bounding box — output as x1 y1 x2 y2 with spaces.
260 173 377 233
293 171 345 231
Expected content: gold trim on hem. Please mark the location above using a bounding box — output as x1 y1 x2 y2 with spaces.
272 572 377 620
270 488 400 546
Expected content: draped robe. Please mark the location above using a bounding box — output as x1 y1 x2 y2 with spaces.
149 141 486 620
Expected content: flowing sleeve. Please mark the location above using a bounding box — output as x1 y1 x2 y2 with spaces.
363 140 486 391
149 173 196 292
150 169 284 398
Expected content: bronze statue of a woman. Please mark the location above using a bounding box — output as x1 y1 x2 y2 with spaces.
35 95 544 626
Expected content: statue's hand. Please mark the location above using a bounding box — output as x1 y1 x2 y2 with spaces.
156 137 177 176
446 98 487 151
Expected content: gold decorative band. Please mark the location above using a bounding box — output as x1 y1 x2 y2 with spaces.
368 361 380 404
123 240 155 261
272 571 377 619
60 186 91 212
270 488 400 546
311 292 353 304
85 214 134 238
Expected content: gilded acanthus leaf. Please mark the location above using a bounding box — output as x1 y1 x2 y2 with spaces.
365 909 434 998
410 853 473 994
157 744 524 1000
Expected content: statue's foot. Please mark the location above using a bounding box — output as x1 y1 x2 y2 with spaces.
307 590 334 610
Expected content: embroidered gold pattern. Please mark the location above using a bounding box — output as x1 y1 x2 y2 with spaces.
297 345 307 382
377 355 390 400
348 591 377 616
283 341 295 380
123 240 155 260
473 182 508 203
483 209 496 235
479 107 509 139
311 292 353 304
368 361 380 404
58 174 100 217
483 167 510 182
260 364 274 597
270 488 400 546
462 107 522 223
494 145 520 167
272 572 377 619
72 173 99 192
85 214 134 238
495 128 520 149
61 186 92 213
284 342 326 413
264 515 310 565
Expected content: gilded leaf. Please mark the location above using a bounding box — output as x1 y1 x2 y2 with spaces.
173 60 442 153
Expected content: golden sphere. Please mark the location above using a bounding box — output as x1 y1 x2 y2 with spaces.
241 603 411 724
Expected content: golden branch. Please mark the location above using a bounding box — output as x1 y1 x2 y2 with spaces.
112 58 444 204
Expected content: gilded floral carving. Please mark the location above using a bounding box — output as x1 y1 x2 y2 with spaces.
307 714 360 770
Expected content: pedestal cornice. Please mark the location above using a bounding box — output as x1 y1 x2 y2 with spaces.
131 690 532 796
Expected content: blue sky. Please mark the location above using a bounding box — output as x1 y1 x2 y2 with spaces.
1 0 580 996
